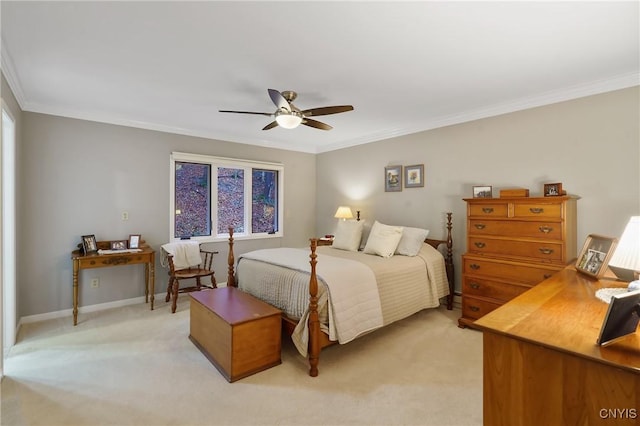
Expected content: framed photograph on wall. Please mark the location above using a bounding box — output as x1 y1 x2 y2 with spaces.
473 185 493 198
404 164 424 188
129 234 141 249
576 234 618 278
82 234 98 254
385 165 402 192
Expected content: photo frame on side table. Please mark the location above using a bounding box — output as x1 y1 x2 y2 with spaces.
385 165 402 192
404 164 424 188
82 234 98 254
129 234 141 249
473 186 493 198
576 234 618 278
110 240 128 250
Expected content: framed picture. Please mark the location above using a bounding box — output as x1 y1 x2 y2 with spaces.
110 240 128 251
544 182 563 197
385 165 402 192
82 234 98 254
404 164 424 188
576 234 618 278
473 185 493 198
129 234 141 249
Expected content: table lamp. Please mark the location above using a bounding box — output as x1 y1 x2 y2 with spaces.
334 206 354 221
608 216 640 282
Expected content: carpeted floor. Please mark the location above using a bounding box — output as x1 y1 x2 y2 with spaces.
1 296 483 426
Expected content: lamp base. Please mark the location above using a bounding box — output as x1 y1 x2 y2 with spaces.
609 265 640 282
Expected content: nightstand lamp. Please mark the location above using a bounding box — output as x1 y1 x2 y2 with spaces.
608 216 640 282
334 206 354 221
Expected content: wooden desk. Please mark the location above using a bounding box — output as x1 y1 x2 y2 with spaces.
474 266 640 425
71 241 155 325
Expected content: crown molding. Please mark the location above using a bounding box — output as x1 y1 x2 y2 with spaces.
0 38 26 109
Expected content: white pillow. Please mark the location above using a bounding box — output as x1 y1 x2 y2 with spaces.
332 220 364 252
395 227 430 256
363 221 404 258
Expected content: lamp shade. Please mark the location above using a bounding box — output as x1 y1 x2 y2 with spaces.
608 216 640 281
275 111 302 129
334 206 354 220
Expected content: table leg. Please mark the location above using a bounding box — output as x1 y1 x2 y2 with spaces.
73 260 79 326
144 262 149 304
149 257 155 310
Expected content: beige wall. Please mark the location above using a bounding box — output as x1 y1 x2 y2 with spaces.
317 87 640 292
18 112 316 317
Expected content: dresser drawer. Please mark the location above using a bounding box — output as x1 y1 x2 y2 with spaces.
468 237 564 262
468 219 562 240
463 255 561 285
462 296 501 321
513 202 562 219
463 276 532 303
468 203 508 217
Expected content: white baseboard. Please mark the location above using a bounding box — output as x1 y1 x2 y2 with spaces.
19 282 230 326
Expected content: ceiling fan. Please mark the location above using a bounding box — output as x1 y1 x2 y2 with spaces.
219 89 354 131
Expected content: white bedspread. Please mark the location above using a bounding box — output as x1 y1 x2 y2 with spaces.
238 248 384 354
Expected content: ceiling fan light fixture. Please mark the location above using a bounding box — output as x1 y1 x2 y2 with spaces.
275 110 302 129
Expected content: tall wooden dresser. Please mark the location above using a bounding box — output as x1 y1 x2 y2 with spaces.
458 195 578 328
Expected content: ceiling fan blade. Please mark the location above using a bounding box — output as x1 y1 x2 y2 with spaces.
219 110 273 117
301 105 354 117
262 121 279 130
302 118 332 131
268 89 290 111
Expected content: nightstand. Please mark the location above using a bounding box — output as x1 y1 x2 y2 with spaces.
317 238 333 246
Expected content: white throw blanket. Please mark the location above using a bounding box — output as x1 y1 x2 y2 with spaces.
161 241 202 270
238 248 384 355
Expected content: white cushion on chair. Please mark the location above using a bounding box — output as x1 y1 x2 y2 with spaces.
161 241 201 270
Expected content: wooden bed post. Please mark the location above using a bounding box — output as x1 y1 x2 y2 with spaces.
227 227 236 287
308 238 320 377
445 212 454 310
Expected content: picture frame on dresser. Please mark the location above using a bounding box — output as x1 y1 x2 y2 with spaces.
129 234 141 249
110 240 128 250
544 182 563 197
575 234 618 278
384 165 402 192
472 185 492 198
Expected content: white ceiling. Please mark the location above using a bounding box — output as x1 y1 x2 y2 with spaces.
2 1 638 154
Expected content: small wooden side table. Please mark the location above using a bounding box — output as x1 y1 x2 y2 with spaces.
71 241 155 325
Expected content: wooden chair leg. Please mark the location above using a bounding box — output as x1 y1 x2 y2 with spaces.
165 277 173 303
171 278 179 313
211 273 217 288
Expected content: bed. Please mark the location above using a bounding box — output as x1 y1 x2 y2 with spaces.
225 213 454 377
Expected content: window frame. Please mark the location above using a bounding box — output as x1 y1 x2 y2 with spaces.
170 152 284 243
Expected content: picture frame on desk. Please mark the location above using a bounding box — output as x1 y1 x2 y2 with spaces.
110 240 128 250
81 234 97 254
576 234 618 278
129 234 141 249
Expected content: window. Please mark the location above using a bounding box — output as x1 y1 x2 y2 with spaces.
170 152 283 241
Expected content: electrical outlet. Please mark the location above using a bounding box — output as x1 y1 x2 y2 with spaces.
121 211 129 221
90 278 100 288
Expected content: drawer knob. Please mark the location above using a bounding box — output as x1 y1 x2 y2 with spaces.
530 207 544 214
474 223 486 230
469 306 480 312
470 282 481 289
539 226 553 234
470 264 481 270
544 274 552 279
539 248 554 255
474 242 486 248
482 208 494 214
